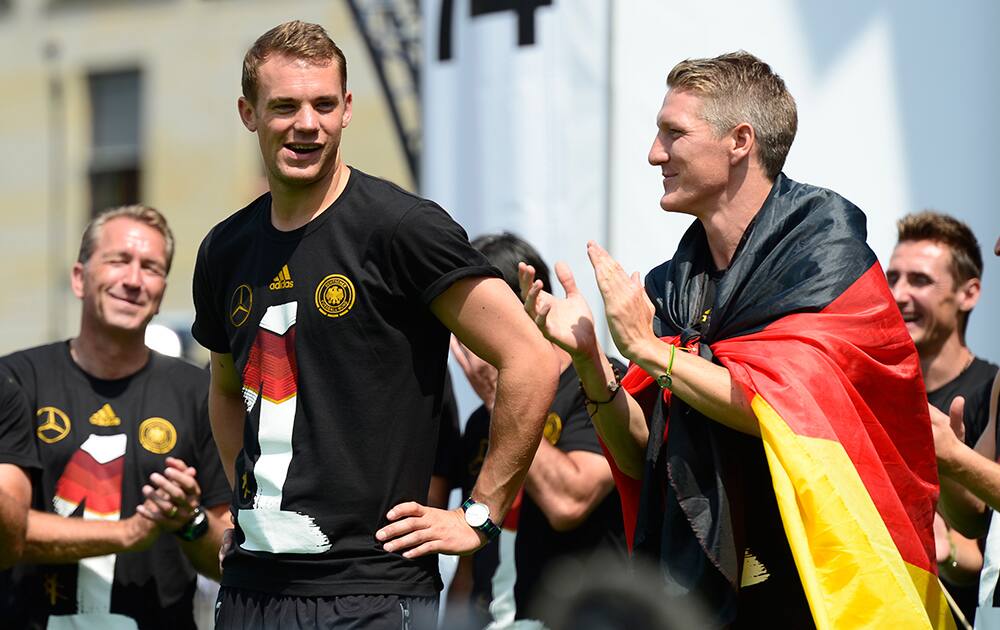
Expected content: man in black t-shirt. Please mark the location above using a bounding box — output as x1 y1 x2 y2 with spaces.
0 205 231 629
931 235 1000 627
0 377 40 570
887 211 997 442
887 211 997 619
448 233 628 624
196 22 557 628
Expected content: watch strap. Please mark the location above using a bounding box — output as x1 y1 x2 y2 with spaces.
175 505 209 542
461 498 501 541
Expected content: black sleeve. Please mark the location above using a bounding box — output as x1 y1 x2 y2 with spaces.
191 231 231 354
388 201 500 305
191 376 232 507
964 376 996 449
0 376 40 472
0 352 38 406
557 357 626 455
433 370 461 483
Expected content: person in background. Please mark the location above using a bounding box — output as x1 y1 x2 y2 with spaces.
449 233 626 628
887 210 997 621
0 205 230 628
930 234 1000 629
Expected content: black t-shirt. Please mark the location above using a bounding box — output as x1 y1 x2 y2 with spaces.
0 375 40 472
927 357 997 622
965 377 996 453
433 371 461 481
191 168 499 597
0 342 229 629
0 376 41 615
928 357 999 447
515 363 627 619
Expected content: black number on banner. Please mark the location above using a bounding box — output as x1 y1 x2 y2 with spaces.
439 0 554 61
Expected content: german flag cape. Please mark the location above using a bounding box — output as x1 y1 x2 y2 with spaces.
609 174 952 628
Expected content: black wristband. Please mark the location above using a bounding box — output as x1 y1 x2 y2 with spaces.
175 506 209 542
580 364 623 407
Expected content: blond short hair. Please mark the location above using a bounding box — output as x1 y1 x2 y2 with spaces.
667 51 797 179
242 20 347 104
78 205 174 273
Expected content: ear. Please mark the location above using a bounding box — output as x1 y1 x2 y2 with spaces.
342 90 353 128
729 122 755 167
71 262 85 300
956 276 981 312
238 96 257 132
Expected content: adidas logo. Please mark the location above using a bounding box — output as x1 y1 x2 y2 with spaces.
89 403 122 427
269 265 294 290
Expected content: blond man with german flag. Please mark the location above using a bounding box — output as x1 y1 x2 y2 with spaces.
520 51 952 628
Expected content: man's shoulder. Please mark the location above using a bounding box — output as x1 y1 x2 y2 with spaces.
198 193 269 258
966 357 1000 392
347 168 447 225
350 168 428 206
0 342 66 377
773 174 865 222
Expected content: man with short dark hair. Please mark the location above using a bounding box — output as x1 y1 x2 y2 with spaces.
194 21 557 628
930 235 1000 628
888 211 997 439
0 205 230 628
888 210 996 621
521 51 949 627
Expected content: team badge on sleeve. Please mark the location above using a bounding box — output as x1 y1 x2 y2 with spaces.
543 412 562 445
138 417 177 454
315 274 356 318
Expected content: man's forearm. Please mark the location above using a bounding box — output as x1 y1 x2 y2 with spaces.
178 504 230 581
23 510 155 563
631 338 759 437
938 527 983 587
0 489 28 568
209 352 246 487
938 443 998 538
524 441 614 531
471 356 558 521
209 389 245 487
574 347 648 479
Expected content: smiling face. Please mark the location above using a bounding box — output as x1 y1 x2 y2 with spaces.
648 89 733 217
72 217 168 335
886 239 979 354
238 54 352 192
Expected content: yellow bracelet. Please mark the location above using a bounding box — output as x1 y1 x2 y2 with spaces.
656 344 677 390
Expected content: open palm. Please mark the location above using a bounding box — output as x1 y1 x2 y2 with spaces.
519 261 598 360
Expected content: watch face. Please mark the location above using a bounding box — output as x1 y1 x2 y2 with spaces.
465 503 490 528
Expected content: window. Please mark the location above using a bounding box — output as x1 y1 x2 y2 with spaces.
87 68 142 216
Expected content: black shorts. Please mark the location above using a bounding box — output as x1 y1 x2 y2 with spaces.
215 587 439 630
